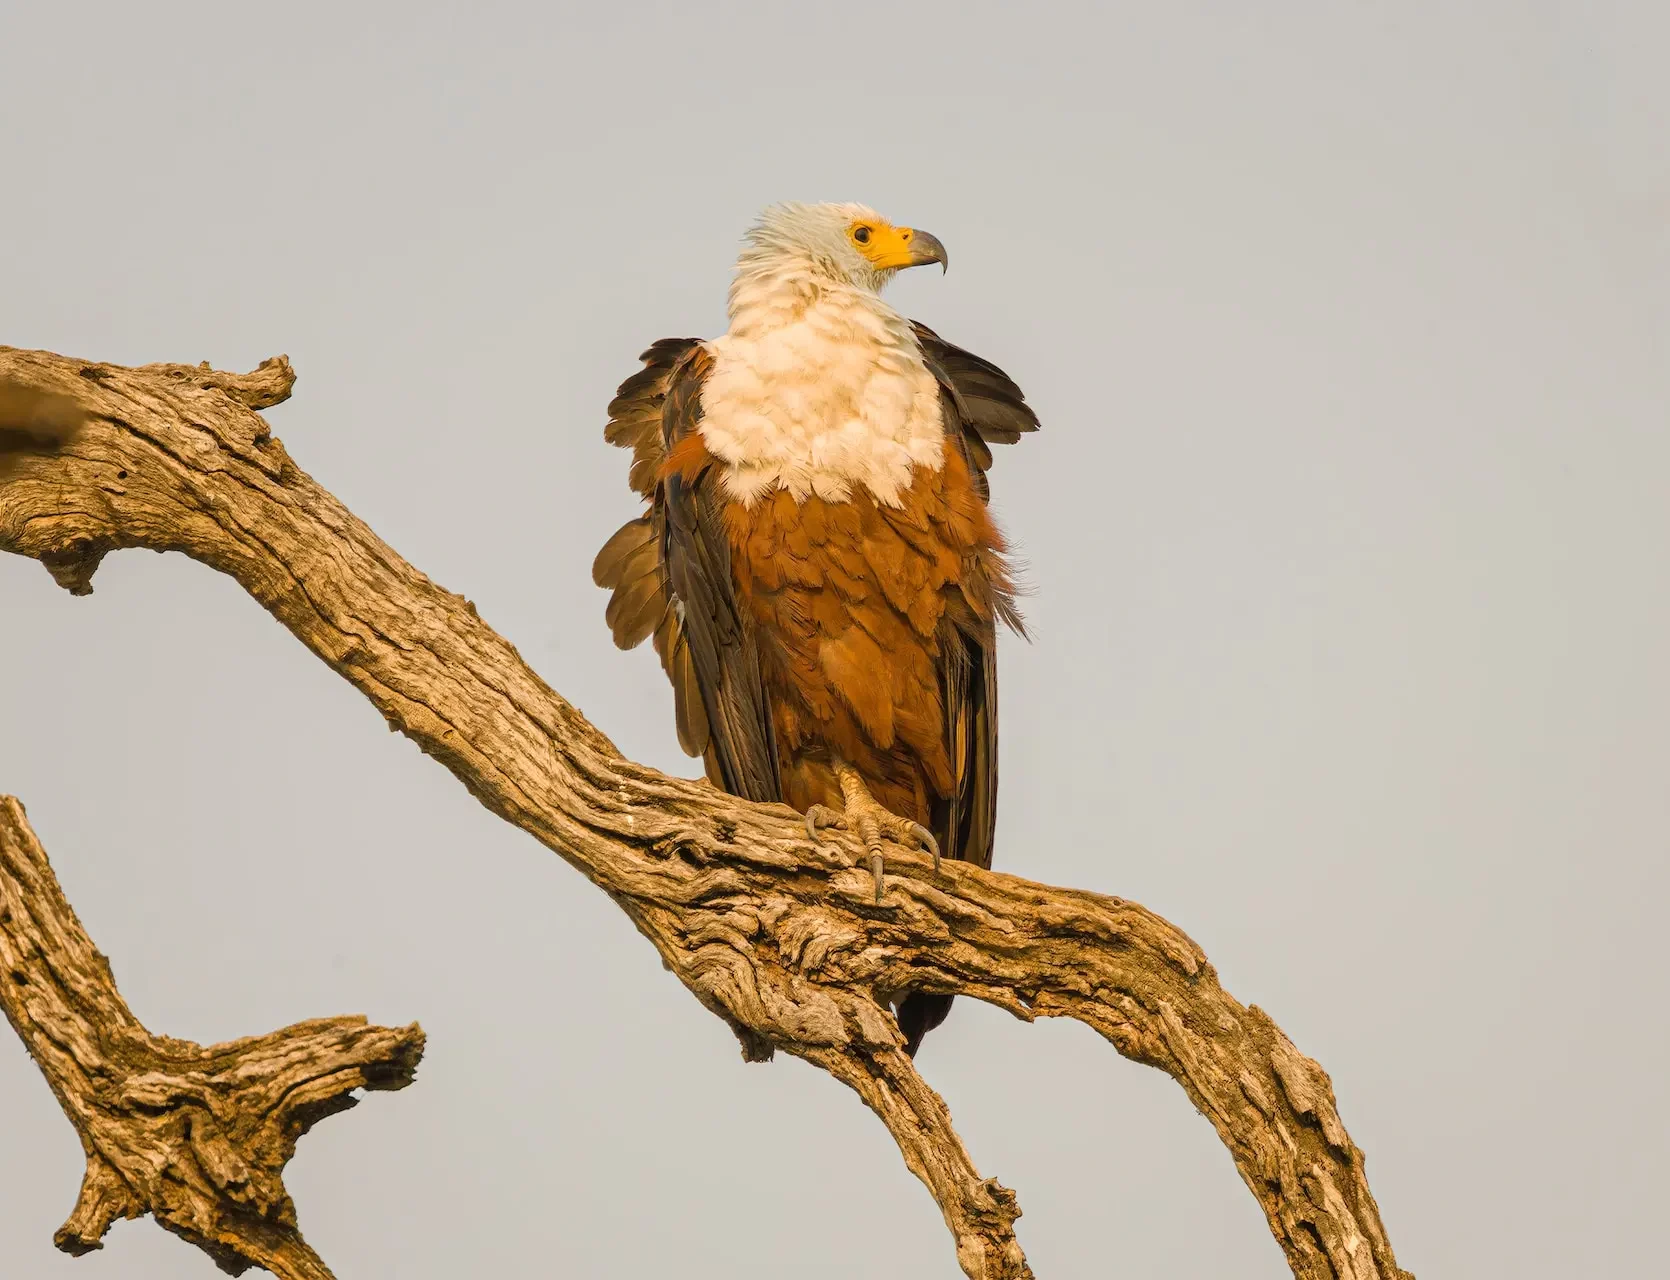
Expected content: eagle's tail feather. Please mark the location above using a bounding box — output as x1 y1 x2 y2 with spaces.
897 992 955 1058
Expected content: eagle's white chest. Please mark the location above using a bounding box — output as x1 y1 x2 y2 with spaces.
696 287 946 508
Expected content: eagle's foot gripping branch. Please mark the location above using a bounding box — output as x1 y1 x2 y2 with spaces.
805 761 940 902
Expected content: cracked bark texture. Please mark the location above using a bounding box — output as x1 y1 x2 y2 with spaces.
0 345 1414 1280
0 797 425 1278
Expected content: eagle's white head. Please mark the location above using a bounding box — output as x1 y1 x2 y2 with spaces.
733 202 948 298
706 202 951 506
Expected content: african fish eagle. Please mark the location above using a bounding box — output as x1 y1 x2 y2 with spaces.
594 202 1038 1055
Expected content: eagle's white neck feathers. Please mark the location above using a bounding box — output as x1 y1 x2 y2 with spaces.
697 203 946 509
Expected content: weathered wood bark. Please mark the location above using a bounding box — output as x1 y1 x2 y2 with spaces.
0 345 1414 1280
0 796 424 1278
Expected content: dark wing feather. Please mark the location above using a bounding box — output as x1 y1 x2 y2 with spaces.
901 324 1035 1053
660 348 781 802
911 321 1039 500
931 613 1000 873
593 341 781 803
603 338 701 498
903 598 1000 1052
593 340 712 756
913 319 1038 873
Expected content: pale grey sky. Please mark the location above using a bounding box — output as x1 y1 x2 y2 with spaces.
2 2 1666 1276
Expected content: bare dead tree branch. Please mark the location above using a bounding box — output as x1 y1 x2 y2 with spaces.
0 796 424 1278
0 346 1413 1280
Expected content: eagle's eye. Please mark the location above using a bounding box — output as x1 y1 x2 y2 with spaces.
852 225 872 245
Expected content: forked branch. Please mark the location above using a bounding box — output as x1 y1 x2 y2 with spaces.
0 797 424 1278
0 347 1412 1280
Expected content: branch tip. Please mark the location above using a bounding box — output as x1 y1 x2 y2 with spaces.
41 541 107 595
54 1157 140 1255
136 353 296 410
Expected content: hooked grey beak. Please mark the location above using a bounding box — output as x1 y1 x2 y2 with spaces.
904 228 949 274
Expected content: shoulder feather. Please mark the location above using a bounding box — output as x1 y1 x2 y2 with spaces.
910 321 1039 500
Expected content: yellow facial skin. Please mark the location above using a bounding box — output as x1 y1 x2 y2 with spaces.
848 220 949 272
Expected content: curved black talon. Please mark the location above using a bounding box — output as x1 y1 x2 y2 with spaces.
910 823 941 873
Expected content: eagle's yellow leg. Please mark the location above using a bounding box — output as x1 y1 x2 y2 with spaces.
805 760 940 903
